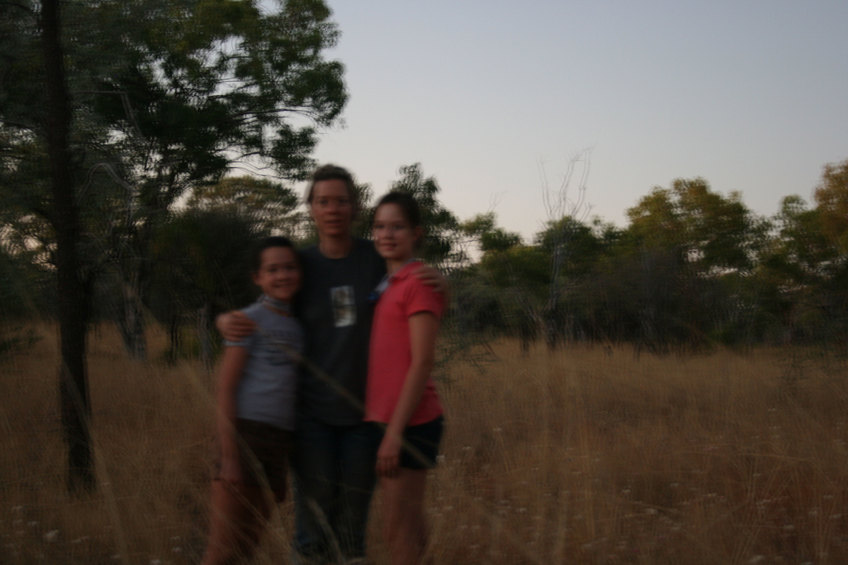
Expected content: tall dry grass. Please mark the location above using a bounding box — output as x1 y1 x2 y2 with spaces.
2 325 847 564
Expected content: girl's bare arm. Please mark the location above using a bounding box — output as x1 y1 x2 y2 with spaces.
376 312 439 477
215 345 249 483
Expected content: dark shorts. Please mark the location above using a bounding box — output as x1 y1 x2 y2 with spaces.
214 418 293 501
369 416 444 470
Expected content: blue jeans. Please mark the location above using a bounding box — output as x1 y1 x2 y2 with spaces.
292 416 377 563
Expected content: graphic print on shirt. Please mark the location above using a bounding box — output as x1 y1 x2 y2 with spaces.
331 285 356 327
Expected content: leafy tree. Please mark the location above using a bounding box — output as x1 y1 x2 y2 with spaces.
459 213 623 350
453 244 548 353
537 150 593 348
627 178 766 274
761 159 848 342
388 163 461 267
474 242 552 351
771 196 829 282
535 216 607 279
460 212 522 255
529 215 623 347
0 0 346 491
187 175 301 236
452 213 533 350
607 180 767 349
815 158 848 256
148 209 262 365
1 0 347 359
753 193 834 342
814 159 848 336
0 241 46 357
42 0 95 493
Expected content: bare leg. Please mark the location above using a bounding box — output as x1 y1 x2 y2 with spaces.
380 469 429 565
202 480 271 565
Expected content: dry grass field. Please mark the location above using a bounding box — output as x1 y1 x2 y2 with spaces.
2 323 847 564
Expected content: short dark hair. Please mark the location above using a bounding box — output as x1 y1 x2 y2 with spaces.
374 191 422 229
305 164 357 209
251 236 297 273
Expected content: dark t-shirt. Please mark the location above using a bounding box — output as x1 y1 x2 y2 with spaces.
295 238 386 425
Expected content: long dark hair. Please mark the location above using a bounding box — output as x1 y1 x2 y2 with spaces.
374 191 422 229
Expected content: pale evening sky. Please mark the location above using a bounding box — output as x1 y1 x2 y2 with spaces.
308 1 848 241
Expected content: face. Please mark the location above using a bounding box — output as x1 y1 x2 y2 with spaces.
252 246 301 303
372 203 421 263
309 179 354 239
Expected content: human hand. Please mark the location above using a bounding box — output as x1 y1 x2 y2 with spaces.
414 264 449 295
376 433 402 478
217 311 256 342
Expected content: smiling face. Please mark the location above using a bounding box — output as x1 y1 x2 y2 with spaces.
252 246 301 303
372 202 421 268
309 179 355 239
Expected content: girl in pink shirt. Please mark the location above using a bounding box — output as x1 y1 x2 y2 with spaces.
367 191 446 565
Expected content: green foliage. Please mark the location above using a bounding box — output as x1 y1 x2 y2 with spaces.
1 0 346 244
343 180 375 241
1 0 346 358
148 208 262 319
148 208 262 362
758 159 848 341
815 158 848 255
2 0 847 354
468 244 549 345
0 244 44 359
0 243 50 318
479 244 550 292
535 216 608 279
388 163 461 266
187 175 301 236
627 178 767 274
461 213 522 255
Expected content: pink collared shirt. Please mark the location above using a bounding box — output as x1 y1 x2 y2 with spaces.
365 261 445 425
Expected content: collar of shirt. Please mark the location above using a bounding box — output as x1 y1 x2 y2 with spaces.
370 259 420 302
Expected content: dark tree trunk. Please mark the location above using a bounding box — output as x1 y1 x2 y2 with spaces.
167 314 182 364
41 0 94 493
197 302 214 369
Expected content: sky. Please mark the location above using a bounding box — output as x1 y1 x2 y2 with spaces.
309 0 848 241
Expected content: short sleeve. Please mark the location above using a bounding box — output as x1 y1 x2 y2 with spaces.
403 279 445 320
224 336 253 348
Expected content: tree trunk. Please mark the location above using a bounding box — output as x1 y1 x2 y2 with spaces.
167 314 182 365
118 280 147 360
545 243 564 351
41 0 94 493
197 302 214 369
